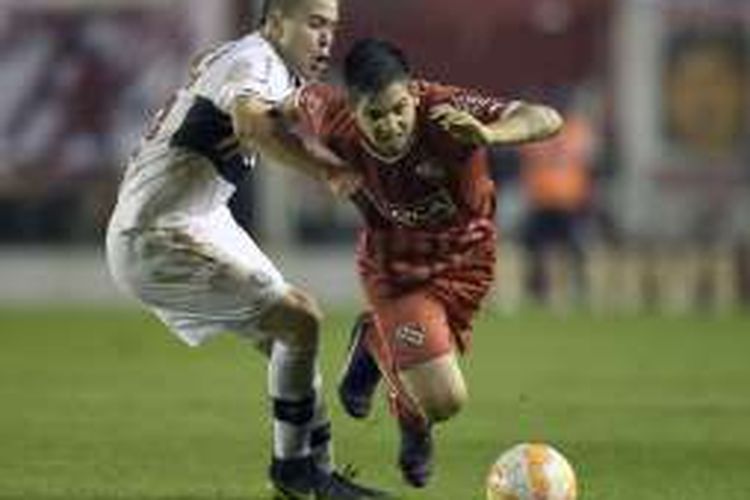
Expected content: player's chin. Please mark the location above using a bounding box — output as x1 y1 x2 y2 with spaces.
378 139 405 156
395 141 410 153
300 66 321 80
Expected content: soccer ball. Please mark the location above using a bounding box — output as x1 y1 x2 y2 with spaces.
486 443 577 500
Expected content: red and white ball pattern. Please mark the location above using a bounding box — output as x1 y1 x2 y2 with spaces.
486 443 577 500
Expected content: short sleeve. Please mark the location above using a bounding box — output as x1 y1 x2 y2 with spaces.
424 81 519 123
228 58 273 98
214 54 272 109
213 43 280 111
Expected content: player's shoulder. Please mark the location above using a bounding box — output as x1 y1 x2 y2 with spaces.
297 82 351 128
230 32 285 73
412 80 462 106
234 32 272 56
298 82 346 107
415 79 508 105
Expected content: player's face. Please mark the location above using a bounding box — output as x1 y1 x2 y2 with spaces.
275 0 339 80
354 80 418 158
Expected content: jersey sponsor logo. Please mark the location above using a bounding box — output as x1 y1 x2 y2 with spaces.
395 323 426 347
385 189 457 227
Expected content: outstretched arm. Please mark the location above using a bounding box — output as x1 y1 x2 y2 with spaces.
231 94 336 180
230 94 360 196
430 101 563 146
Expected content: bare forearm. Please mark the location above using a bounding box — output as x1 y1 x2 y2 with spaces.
257 114 339 180
486 104 563 145
232 96 338 181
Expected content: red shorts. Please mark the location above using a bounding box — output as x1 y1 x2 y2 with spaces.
368 290 468 371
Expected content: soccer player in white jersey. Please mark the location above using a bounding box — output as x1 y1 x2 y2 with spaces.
106 0 390 498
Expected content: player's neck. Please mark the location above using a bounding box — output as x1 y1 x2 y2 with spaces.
259 29 305 85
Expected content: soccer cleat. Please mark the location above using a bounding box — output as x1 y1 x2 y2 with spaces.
317 470 394 499
270 456 394 499
338 313 382 419
398 422 433 488
270 457 316 499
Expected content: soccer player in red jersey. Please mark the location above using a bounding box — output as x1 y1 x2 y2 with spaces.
262 38 563 487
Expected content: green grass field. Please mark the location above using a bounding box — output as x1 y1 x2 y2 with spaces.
1 307 749 499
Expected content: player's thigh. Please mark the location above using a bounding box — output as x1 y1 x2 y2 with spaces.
373 292 453 369
373 292 467 419
203 212 324 346
109 224 291 346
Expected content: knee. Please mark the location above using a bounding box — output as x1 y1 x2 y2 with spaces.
259 288 323 351
400 354 468 424
423 384 468 423
285 292 322 346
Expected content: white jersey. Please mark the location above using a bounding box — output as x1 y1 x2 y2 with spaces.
106 33 298 347
111 32 299 230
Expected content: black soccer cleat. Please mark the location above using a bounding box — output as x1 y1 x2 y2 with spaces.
270 457 316 499
317 470 394 499
270 456 394 499
338 312 382 419
398 422 434 488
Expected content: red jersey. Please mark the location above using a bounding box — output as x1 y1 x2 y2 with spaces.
295 81 512 331
296 80 510 229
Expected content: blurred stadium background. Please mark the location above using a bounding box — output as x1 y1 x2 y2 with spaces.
1 1 749 499
0 0 748 311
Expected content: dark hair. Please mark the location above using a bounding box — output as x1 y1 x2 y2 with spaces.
260 0 304 25
344 38 410 97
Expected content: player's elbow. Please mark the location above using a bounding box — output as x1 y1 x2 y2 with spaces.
536 105 564 138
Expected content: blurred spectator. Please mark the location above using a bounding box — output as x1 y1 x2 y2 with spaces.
663 28 746 158
518 87 598 306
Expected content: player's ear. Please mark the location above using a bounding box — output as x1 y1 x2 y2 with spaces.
407 81 421 105
263 9 284 41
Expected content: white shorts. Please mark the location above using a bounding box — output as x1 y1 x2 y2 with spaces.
106 207 290 346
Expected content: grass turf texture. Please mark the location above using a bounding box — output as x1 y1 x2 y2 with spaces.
0 307 748 499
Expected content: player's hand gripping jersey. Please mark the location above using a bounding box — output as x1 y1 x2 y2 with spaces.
295 81 512 337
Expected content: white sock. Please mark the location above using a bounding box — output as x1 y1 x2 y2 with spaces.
309 374 334 472
268 341 317 460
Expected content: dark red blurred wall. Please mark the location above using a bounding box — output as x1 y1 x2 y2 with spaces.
335 0 611 94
